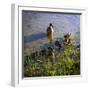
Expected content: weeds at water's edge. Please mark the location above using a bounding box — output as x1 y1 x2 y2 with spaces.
24 36 80 77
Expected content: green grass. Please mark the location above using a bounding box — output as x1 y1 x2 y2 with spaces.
24 44 80 77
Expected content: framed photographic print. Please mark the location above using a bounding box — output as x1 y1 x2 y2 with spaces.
11 4 87 87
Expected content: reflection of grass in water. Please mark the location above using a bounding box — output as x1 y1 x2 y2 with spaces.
24 44 80 77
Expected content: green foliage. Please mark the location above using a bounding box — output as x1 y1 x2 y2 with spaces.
24 32 80 77
24 43 80 77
